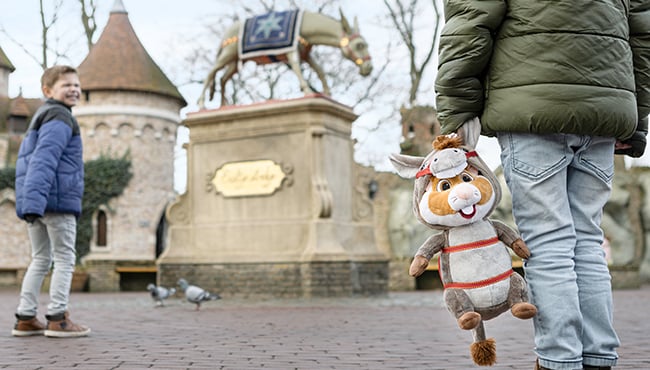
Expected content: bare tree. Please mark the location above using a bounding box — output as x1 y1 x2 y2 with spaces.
79 0 99 52
37 0 66 69
383 0 441 107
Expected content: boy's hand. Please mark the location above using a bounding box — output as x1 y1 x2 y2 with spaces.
615 117 647 158
615 132 646 157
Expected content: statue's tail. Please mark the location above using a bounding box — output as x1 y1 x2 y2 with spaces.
470 322 497 366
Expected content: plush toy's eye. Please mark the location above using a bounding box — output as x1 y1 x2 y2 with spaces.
461 172 474 182
436 180 451 192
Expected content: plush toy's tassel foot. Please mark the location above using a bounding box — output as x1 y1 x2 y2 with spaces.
470 338 496 366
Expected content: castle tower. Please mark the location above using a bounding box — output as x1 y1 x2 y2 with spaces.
75 0 186 291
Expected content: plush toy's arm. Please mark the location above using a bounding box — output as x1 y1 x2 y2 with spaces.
409 232 447 277
490 219 530 259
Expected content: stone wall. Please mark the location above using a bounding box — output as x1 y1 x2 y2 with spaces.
0 134 7 167
159 261 388 299
0 189 30 287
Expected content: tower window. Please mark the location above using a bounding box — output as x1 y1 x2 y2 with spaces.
96 210 107 247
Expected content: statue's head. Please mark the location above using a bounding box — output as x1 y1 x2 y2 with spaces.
340 9 373 77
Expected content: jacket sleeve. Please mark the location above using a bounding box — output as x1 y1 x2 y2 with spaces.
629 0 650 121
435 0 507 134
21 120 72 215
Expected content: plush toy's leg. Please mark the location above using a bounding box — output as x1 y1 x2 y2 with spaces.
459 312 481 330
444 289 481 329
470 322 497 366
507 273 537 319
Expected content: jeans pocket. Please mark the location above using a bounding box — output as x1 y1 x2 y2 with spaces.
578 137 615 184
499 132 568 181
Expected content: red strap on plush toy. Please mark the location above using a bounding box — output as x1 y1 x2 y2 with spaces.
443 269 514 290
442 236 499 253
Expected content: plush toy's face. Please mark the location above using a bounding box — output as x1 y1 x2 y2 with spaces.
417 164 495 228
389 133 501 230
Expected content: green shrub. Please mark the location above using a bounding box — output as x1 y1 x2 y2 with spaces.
0 167 15 190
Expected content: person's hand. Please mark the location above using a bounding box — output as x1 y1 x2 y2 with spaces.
615 140 632 151
615 131 646 157
23 214 40 224
615 117 647 158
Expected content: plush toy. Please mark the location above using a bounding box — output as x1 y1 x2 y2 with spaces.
389 119 537 366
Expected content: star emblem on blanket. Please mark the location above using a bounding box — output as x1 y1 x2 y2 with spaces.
254 12 285 39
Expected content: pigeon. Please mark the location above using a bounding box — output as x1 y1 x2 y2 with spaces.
177 278 221 311
146 283 176 307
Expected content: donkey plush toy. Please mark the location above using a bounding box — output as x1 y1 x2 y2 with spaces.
389 118 537 366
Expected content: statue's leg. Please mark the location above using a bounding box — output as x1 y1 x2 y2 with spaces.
287 51 312 94
305 56 330 95
197 65 219 109
219 62 238 106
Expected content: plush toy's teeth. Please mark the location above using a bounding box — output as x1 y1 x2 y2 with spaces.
461 206 474 214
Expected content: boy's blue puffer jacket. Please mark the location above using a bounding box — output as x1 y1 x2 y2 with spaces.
15 99 84 219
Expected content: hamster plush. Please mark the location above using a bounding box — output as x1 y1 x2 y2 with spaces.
389 119 537 366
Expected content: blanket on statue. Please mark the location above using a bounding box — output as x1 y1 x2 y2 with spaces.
239 10 303 63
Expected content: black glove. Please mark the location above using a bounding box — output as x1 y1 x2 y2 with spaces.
23 214 41 224
615 117 648 158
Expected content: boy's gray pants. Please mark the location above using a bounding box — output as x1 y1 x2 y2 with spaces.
16 213 77 317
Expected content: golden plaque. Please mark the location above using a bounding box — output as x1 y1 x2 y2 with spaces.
211 160 287 197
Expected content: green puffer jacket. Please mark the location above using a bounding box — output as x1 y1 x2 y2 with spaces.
435 0 650 139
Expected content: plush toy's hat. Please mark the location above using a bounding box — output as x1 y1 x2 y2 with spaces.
430 147 471 179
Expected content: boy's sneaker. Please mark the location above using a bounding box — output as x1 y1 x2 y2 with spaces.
11 314 45 336
44 311 90 338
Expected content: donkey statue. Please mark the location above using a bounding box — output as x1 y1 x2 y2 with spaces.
197 9 373 108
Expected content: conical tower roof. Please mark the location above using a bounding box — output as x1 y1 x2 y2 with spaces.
77 1 186 105
9 93 31 117
0 46 15 72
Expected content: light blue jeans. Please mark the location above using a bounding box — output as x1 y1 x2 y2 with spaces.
17 213 77 317
497 133 619 370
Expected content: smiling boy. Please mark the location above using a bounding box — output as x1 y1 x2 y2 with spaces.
12 65 90 338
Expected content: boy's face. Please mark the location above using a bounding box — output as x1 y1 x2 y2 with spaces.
42 72 81 107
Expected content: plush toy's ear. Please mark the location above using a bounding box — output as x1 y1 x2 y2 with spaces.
389 153 424 179
457 117 481 149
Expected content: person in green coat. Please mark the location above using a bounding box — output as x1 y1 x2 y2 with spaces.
434 1 650 369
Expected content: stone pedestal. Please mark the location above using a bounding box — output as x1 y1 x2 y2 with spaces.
160 95 388 297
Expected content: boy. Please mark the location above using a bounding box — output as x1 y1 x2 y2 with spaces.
433 1 649 369
12 65 90 338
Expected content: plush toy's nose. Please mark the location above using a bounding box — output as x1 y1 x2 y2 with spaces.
448 183 481 211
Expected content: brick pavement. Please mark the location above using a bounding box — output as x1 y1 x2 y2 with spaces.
0 285 648 370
